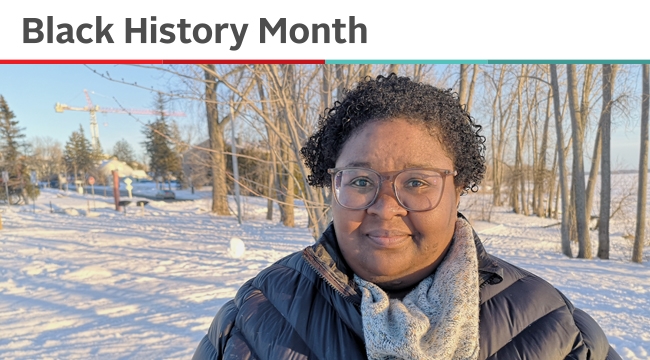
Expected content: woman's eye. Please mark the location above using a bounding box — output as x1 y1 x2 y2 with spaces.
405 179 427 188
351 178 372 187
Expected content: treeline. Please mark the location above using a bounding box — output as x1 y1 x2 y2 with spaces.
93 63 648 262
19 64 650 262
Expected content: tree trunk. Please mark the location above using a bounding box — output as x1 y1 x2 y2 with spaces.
360 64 372 79
413 64 425 82
512 65 526 214
388 64 399 76
550 64 573 257
567 64 591 259
322 66 332 115
459 64 468 108
255 70 276 221
633 64 649 263
466 64 479 113
598 64 616 259
585 126 602 220
586 65 612 225
537 89 552 217
266 163 274 220
490 67 504 206
280 156 295 227
204 65 230 215
550 147 559 219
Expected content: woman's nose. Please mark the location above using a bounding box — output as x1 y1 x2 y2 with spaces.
366 184 408 218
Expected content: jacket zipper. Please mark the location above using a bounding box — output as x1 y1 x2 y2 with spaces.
303 248 361 307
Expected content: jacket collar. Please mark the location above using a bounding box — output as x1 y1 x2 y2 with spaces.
458 212 504 286
302 212 504 301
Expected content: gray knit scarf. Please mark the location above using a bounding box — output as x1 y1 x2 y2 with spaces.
354 218 479 360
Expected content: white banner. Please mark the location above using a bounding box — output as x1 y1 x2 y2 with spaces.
1 0 648 61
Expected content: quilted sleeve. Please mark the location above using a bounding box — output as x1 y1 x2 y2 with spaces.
192 299 240 360
572 307 622 360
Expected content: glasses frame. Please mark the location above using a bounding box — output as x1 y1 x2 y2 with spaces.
327 167 457 212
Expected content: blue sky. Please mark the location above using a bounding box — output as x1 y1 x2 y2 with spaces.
0 65 196 161
0 65 645 170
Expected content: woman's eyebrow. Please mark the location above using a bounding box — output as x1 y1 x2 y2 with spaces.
344 161 372 167
404 162 434 168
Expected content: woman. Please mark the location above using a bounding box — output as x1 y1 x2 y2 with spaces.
193 74 620 360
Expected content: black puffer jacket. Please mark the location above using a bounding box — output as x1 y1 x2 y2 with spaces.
193 217 621 360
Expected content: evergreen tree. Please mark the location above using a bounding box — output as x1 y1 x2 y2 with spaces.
112 139 136 163
0 95 26 178
143 94 182 187
0 95 38 203
91 138 105 163
64 125 93 182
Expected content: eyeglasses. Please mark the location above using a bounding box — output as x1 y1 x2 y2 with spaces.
328 167 457 212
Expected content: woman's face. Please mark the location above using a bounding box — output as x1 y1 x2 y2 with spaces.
332 118 460 291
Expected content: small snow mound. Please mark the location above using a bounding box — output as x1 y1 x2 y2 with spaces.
85 211 101 217
63 208 80 216
62 265 113 281
228 237 246 258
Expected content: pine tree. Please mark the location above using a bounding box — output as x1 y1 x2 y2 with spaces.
0 95 36 203
64 125 93 183
91 138 105 163
0 95 26 178
143 94 182 188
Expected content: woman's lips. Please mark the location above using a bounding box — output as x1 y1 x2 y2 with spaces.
365 231 411 248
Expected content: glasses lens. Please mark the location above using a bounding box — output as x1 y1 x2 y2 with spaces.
395 170 445 210
333 169 380 209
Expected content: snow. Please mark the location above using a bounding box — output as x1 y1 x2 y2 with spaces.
228 238 246 259
0 187 648 359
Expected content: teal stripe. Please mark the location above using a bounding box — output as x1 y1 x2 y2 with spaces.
326 60 650 64
488 60 650 64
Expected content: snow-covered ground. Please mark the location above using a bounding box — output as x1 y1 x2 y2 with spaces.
0 188 648 359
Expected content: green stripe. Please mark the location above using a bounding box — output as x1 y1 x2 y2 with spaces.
326 60 650 64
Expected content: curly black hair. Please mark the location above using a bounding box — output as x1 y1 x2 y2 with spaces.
300 73 486 193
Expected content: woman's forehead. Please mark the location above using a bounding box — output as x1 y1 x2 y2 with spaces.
335 119 453 169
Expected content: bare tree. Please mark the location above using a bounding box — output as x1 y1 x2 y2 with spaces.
567 64 591 259
204 65 230 215
466 64 479 113
459 65 469 108
485 65 516 207
201 65 253 215
633 64 649 263
598 64 617 259
534 88 552 217
29 136 65 183
388 64 399 76
512 65 527 214
550 64 573 257
458 64 479 113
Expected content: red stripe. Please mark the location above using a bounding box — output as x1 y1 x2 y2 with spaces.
0 59 325 64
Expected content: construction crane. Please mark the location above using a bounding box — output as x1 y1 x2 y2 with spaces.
55 89 185 151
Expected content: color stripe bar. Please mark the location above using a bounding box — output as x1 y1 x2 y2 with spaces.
488 60 650 64
1 59 648 65
0 60 164 64
162 59 324 64
327 60 650 64
0 59 325 65
326 60 489 64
